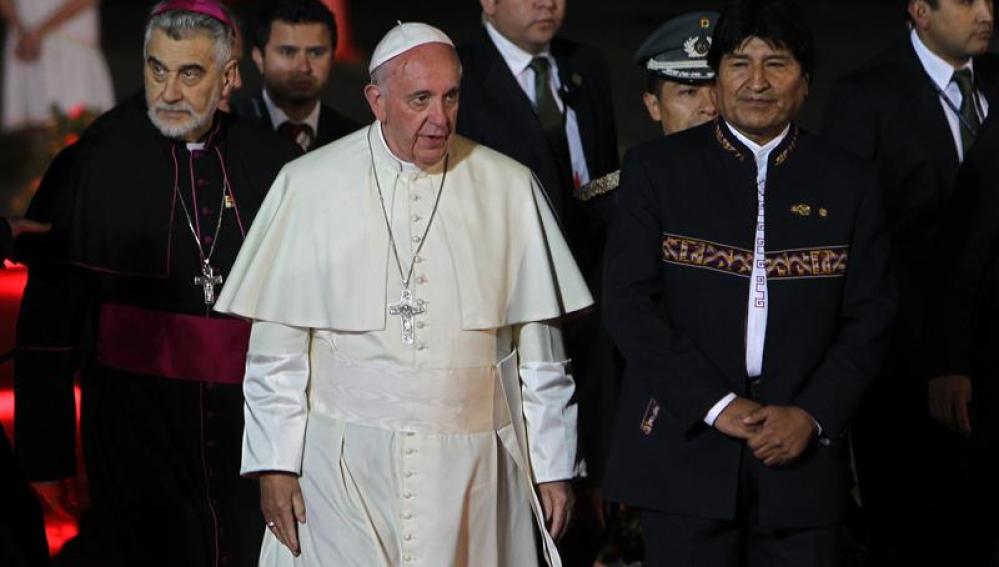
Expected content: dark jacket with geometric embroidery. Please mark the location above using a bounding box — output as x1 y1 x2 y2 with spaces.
601 120 895 528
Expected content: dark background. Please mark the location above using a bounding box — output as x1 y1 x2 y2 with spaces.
0 0 995 216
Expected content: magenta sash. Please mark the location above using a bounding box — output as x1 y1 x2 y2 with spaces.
97 303 249 384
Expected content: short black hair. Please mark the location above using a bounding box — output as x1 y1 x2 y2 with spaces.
707 0 815 79
254 0 338 50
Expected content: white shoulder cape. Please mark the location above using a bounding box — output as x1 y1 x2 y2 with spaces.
215 123 593 330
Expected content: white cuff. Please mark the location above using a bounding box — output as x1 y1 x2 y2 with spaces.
241 351 311 476
520 360 577 483
704 392 738 427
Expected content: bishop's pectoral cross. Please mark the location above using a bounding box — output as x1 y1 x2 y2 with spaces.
388 288 426 345
194 260 224 306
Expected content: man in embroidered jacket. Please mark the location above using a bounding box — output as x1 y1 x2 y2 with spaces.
601 1 895 565
215 22 590 567
12 2 297 566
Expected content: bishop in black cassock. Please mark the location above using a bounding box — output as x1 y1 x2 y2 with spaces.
12 2 298 565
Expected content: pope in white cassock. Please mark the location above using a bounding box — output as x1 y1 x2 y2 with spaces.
214 22 592 567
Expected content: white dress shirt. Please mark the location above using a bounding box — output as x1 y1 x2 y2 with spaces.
704 123 789 427
484 21 591 187
261 87 321 134
911 28 989 162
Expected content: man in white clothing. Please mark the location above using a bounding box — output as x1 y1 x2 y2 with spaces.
215 21 590 567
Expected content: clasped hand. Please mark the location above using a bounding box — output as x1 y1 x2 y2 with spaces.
714 397 817 466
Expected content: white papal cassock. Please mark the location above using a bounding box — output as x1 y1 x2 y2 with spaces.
215 123 593 567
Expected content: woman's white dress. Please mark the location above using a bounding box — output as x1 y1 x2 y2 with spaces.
3 0 114 130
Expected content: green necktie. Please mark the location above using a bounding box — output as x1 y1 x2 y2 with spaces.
953 68 981 152
528 56 574 203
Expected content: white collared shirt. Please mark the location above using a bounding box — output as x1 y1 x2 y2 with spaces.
484 21 591 187
261 88 321 135
704 123 789 427
911 28 989 161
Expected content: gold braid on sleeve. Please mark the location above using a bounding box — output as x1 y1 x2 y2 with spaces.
575 170 620 202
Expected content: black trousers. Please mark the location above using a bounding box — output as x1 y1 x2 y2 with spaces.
0 423 49 567
640 449 840 567
853 371 999 566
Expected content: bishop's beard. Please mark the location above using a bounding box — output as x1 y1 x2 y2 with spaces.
147 87 222 140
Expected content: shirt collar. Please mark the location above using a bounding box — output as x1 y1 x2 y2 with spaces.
911 28 974 93
725 121 790 158
484 20 553 77
262 88 321 134
375 121 423 174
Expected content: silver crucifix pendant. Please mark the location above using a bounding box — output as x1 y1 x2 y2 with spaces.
388 288 426 345
194 260 224 306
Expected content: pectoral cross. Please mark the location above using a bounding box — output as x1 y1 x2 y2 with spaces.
194 260 223 306
388 288 426 345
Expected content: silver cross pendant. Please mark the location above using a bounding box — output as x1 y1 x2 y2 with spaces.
388 288 426 345
194 260 224 306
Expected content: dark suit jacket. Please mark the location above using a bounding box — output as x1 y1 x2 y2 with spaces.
456 28 621 482
457 28 618 221
933 114 999 443
602 121 895 528
822 36 999 380
232 90 359 151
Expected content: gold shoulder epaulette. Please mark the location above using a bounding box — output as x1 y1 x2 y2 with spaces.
575 170 620 202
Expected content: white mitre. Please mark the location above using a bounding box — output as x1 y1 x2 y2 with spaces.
368 21 455 74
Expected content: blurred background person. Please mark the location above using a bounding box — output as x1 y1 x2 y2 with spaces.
234 0 357 152
0 0 113 131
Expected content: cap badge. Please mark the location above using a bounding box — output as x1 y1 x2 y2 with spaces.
700 17 711 29
683 35 712 58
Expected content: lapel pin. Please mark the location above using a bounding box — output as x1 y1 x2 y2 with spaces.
819 207 828 218
790 203 812 216
571 73 583 87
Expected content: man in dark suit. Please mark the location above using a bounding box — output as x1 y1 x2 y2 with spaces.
603 0 895 564
455 1 619 563
930 113 999 564
822 1 996 563
234 0 357 152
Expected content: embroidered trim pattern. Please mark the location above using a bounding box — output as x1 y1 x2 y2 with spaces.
773 125 800 167
641 398 661 436
712 121 800 166
662 234 849 279
576 170 620 202
714 121 745 161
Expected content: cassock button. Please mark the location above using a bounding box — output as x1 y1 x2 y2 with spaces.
404 534 414 541
411 235 421 244
416 276 427 284
404 491 413 499
403 512 413 520
197 179 208 187
404 554 413 562
411 194 420 201
413 256 423 263
416 322 425 329
411 214 422 222
404 471 414 478
416 343 427 351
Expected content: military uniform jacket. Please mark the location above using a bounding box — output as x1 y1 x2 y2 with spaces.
602 121 895 528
